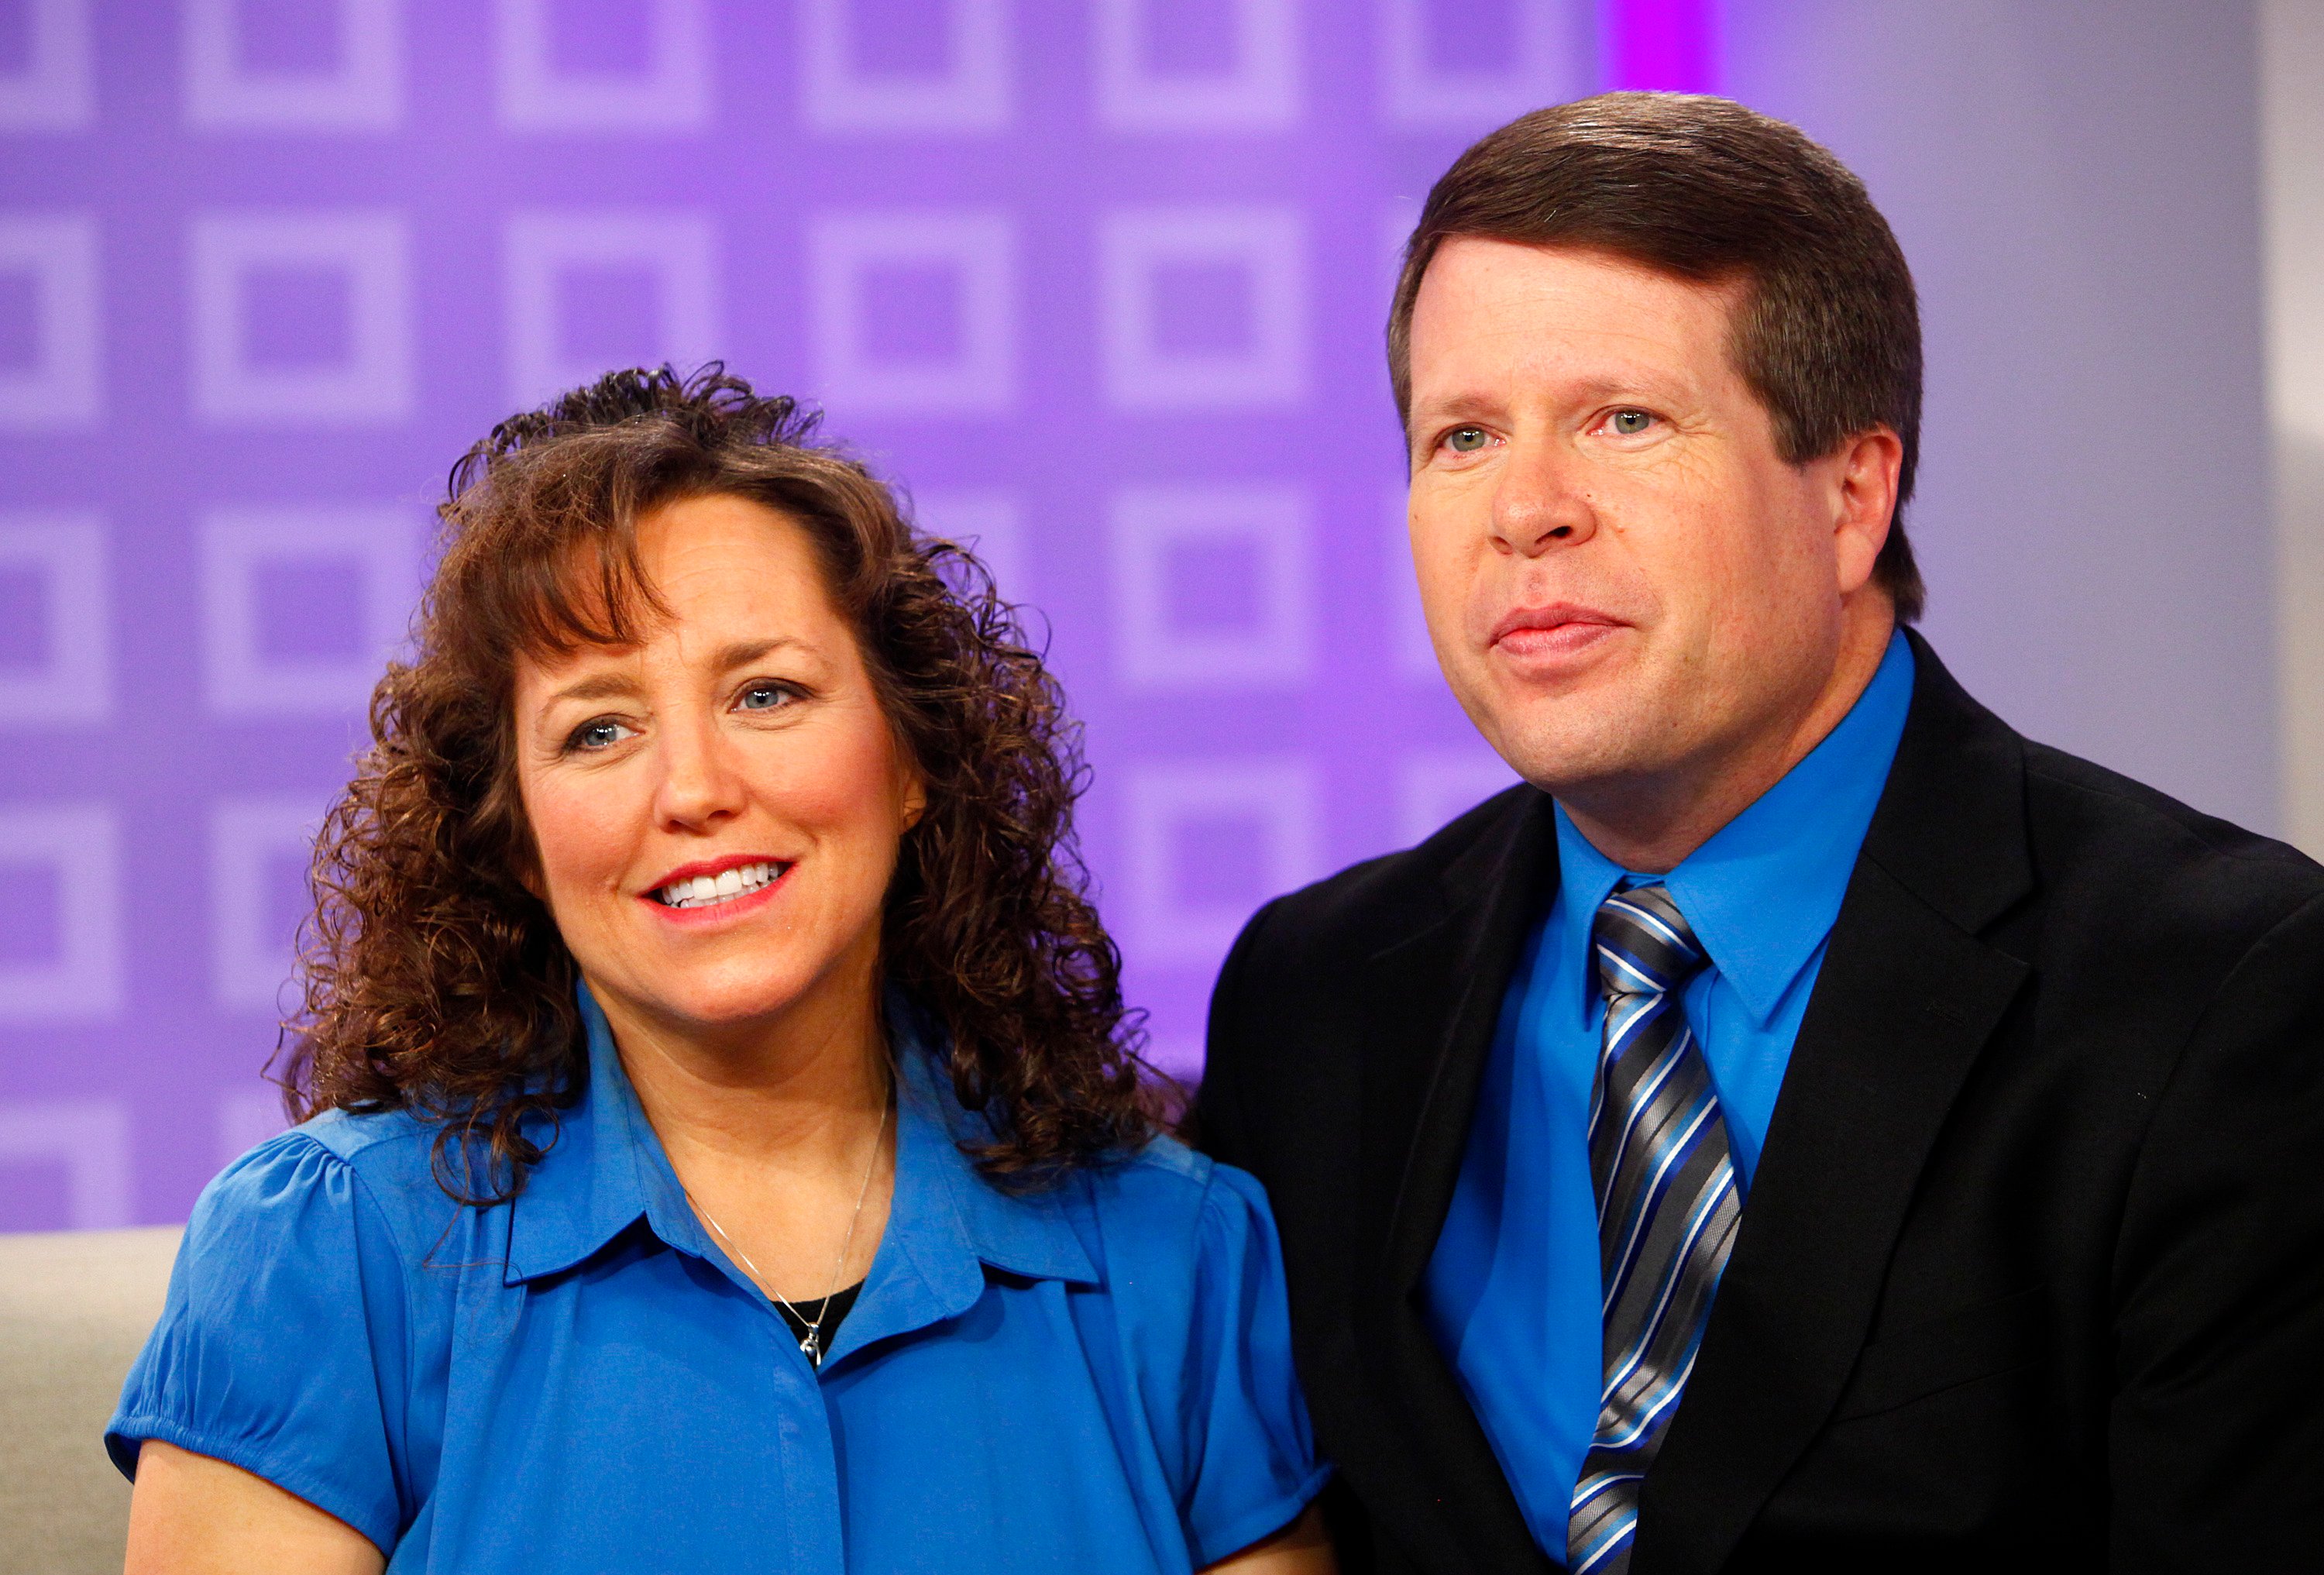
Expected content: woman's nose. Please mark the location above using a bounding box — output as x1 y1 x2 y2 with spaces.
652 714 748 830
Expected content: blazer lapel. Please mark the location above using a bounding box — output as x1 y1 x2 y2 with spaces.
1381 784 1560 1288
1635 636 2036 1575
1356 786 1565 1573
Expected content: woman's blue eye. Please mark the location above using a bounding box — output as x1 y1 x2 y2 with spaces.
1610 409 1653 435
739 684 790 712
1445 427 1489 453
569 719 631 751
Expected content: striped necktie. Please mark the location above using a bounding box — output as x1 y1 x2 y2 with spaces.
1567 884 1745 1575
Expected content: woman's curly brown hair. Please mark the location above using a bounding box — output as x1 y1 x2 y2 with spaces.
278 365 1161 1201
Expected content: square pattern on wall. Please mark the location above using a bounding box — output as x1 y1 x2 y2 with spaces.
0 0 1616 1229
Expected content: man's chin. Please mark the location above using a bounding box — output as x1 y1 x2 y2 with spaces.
1469 696 1682 802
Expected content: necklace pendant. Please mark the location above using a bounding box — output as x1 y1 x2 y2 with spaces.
799 1329 822 1366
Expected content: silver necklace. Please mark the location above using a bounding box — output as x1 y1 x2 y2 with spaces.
684 1097 889 1369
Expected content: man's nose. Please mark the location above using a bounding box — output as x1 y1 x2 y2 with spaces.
652 711 748 830
1491 439 1599 556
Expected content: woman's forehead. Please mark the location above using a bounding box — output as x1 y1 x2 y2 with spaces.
637 496 822 586
511 509 849 692
516 496 826 638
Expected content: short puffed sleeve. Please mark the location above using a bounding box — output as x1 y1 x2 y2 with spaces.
1175 1161 1331 1568
107 1130 411 1554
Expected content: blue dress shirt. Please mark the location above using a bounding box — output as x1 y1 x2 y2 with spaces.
110 987 1325 1572
1422 631 1916 1556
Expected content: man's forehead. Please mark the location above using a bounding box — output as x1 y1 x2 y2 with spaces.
1418 235 1743 308
1407 239 1745 402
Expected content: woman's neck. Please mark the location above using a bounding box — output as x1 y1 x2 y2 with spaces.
584 951 901 1301
586 951 892 1177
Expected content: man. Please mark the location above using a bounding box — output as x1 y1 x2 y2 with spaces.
1198 93 2324 1574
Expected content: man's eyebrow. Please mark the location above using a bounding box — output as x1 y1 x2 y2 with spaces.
1410 369 1693 430
1565 369 1688 402
1409 390 1499 423
1405 392 1500 443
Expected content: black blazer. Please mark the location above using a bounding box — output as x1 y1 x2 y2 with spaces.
1198 634 2324 1573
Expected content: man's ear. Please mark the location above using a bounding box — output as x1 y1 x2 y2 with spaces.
1831 425 1903 597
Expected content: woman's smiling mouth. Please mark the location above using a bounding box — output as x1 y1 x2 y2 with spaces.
648 858 792 910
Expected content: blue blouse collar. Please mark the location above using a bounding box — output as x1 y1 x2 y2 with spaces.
504 982 1098 1348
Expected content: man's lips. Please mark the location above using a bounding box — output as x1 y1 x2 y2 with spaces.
1489 603 1628 656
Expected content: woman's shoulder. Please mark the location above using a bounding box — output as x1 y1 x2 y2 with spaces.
1072 1134 1283 1280
224 1102 437 1188
1085 1130 1246 1207
112 1111 443 1547
1055 1130 1324 1550
292 1100 438 1161
194 1103 454 1257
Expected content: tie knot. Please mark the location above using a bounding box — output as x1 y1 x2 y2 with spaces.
1593 883 1707 1000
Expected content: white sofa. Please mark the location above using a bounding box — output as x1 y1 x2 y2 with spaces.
0 1228 181 1575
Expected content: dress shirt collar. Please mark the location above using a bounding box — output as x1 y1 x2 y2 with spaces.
505 982 1098 1308
1551 630 1917 1026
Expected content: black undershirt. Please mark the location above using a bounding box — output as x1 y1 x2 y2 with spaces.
774 1280 865 1350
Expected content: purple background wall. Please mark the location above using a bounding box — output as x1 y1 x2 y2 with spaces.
0 0 2272 1232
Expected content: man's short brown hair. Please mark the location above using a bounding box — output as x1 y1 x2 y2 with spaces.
1389 91 1927 621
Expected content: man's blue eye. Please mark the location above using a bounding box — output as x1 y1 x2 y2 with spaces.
1611 410 1653 435
1446 427 1489 453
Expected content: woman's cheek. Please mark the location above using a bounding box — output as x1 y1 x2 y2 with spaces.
532 776 639 904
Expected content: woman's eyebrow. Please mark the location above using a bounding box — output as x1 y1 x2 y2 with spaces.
542 638 813 707
713 636 810 671
544 670 640 707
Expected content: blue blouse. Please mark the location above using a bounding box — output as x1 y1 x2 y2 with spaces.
109 989 1326 1572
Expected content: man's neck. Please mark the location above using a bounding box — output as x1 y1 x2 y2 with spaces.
1561 608 1898 875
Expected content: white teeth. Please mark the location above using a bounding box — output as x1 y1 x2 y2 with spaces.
656 861 779 909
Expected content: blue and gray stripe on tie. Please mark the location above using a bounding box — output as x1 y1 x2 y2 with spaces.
1567 883 1745 1575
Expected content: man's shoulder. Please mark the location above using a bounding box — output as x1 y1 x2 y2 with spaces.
1237 782 1538 968
2016 740 2324 940
1881 639 2323 968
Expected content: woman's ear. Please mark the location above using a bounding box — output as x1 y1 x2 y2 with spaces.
900 771 930 832
507 834 547 902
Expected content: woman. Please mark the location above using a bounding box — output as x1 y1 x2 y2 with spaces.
109 368 1334 1573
